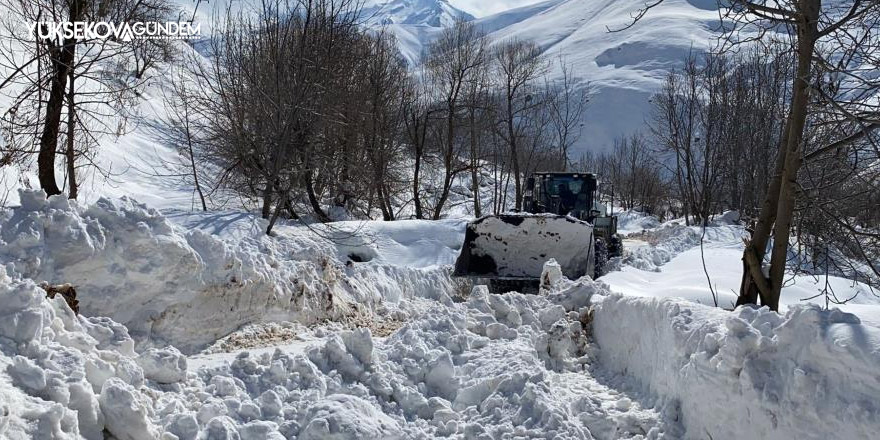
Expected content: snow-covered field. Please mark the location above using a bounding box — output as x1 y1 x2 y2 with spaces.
2 193 879 439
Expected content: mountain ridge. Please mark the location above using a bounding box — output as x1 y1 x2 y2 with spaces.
369 0 720 153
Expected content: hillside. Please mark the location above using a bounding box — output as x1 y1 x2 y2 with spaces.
373 0 720 153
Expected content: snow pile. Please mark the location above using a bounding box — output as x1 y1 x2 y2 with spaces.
316 218 468 268
3 228 657 438
593 294 880 440
616 210 661 235
622 223 701 271
0 266 185 439
623 223 744 272
0 190 459 352
157 277 678 439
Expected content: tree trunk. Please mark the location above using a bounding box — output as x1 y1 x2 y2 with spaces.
266 192 288 236
737 119 790 307
261 183 273 219
413 145 423 219
470 109 482 217
433 104 457 220
306 176 330 222
66 69 77 200
433 170 453 220
38 0 83 197
507 98 522 211
377 184 393 221
739 1 819 311
186 124 207 211
765 4 819 311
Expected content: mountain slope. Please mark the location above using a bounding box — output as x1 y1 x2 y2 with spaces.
363 0 475 27
486 0 719 153
371 0 720 154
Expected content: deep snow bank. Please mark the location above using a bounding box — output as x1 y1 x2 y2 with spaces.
0 266 187 439
0 190 459 352
622 222 744 272
593 294 880 440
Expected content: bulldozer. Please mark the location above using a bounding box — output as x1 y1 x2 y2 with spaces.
453 172 621 293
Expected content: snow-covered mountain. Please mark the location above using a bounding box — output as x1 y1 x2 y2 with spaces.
363 0 475 27
361 0 475 63
371 0 720 154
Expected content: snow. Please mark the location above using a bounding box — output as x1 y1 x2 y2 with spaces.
0 190 461 353
605 216 880 311
1 0 878 436
615 209 661 235
594 294 880 440
2 191 880 438
363 0 475 27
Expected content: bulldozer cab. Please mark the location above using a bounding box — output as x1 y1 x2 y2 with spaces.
523 172 619 248
524 173 599 221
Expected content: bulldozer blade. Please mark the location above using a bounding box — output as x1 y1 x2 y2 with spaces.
454 214 595 281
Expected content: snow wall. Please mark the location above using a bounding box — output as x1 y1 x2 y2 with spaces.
593 294 880 440
0 190 458 353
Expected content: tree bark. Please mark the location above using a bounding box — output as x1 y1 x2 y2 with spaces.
38 0 84 197
66 69 77 200
738 0 819 311
507 96 522 211
261 183 273 219
413 146 423 219
469 107 482 217
764 2 819 311
306 176 330 222
737 118 790 307
433 101 457 220
185 113 207 211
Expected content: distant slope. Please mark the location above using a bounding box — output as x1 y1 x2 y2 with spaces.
370 0 720 154
363 0 475 27
362 0 475 62
484 0 719 154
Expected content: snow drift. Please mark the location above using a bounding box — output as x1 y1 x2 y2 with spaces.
0 267 184 439
0 190 459 352
593 294 880 440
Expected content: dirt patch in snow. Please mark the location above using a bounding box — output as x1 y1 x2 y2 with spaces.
202 322 303 354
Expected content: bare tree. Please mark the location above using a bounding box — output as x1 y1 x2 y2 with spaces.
0 0 178 198
360 30 409 221
424 20 487 219
492 38 547 210
401 75 431 219
545 57 589 170
628 0 880 310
